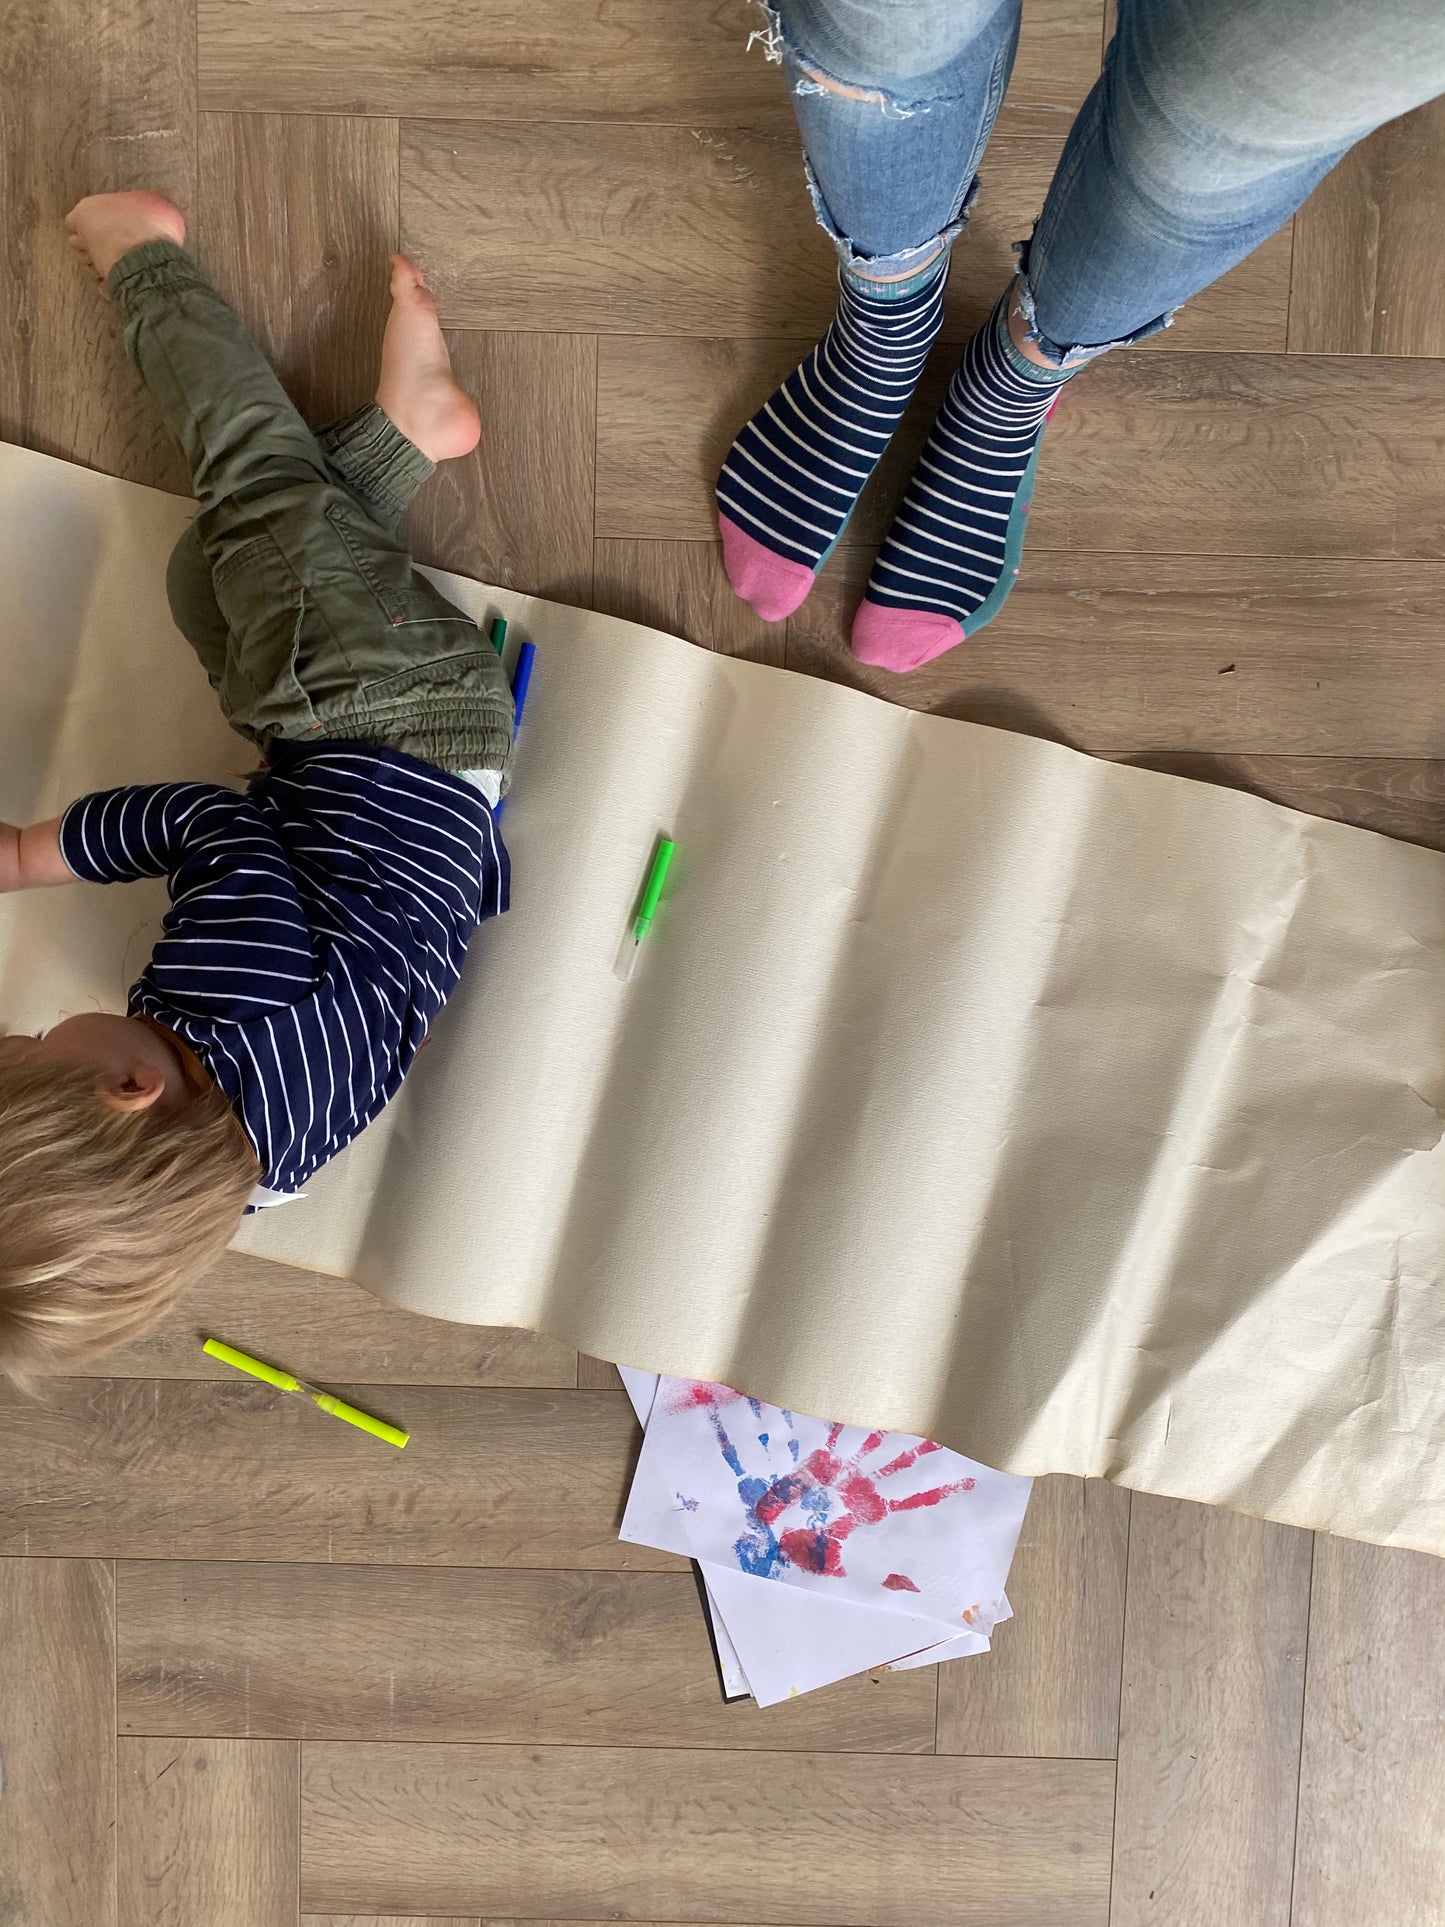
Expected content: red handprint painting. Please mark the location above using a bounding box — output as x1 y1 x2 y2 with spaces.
647 1379 1032 1623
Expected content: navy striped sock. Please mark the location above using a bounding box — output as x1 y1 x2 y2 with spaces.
716 265 947 622
853 290 1073 672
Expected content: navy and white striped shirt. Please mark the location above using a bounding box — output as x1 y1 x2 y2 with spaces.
60 743 509 1196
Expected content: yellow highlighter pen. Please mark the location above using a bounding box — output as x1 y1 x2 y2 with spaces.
202 1338 409 1449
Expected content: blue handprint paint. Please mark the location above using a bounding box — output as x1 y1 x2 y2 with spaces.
705 1400 825 1580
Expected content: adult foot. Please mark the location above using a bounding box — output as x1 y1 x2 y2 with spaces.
851 288 1073 673
715 265 948 624
65 191 186 289
376 256 480 463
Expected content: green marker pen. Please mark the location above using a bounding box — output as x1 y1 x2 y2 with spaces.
616 836 677 980
489 616 508 655
633 838 676 942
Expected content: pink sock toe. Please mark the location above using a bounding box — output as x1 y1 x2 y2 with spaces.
851 599 965 673
718 514 816 623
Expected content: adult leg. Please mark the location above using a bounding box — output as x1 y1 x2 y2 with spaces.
715 0 1021 621
855 0 1445 671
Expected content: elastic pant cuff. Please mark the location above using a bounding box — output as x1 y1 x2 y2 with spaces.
319 404 434 522
107 237 207 306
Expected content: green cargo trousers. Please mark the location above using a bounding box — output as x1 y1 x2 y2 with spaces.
109 240 513 781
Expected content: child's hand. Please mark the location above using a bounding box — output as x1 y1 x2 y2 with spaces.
0 818 74 892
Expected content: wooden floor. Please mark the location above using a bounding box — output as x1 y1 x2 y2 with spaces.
3 1 1445 1922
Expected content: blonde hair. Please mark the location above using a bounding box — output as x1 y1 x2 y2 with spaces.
0 1038 257 1382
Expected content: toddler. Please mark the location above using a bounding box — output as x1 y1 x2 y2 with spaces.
0 192 514 1377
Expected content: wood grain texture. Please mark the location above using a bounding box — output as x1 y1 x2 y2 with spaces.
786 549 1445 757
1116 754 1445 853
575 1354 626 1391
601 340 1445 565
200 0 788 123
596 332 812 541
302 1743 1114 1923
1291 1535 1445 1927
194 110 398 427
307 1919 476 1927
97 1252 578 1385
403 118 837 338
118 1738 298 1927
405 330 595 604
593 538 785 664
1288 97 1445 357
306 1919 476 1927
0 1381 679 1570
199 0 1104 132
1029 352 1445 561
1109 1497 1313 1927
938 1477 1129 1759
1 0 195 490
116 1561 936 1751
0 1559 116 1927
401 111 1284 351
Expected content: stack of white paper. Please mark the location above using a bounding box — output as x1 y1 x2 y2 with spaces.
618 1368 1032 1706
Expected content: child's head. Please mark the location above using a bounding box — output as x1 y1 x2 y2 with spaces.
0 1016 258 1383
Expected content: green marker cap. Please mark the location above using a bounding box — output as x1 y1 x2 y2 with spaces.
633 838 676 941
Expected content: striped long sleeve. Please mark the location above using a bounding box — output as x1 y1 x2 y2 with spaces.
60 746 509 1193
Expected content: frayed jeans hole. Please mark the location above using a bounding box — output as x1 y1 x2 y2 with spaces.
745 0 785 63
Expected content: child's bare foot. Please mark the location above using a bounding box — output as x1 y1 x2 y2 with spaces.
376 256 481 463
65 191 186 291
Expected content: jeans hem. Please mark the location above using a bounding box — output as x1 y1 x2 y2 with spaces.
1012 238 1176 367
806 157 975 282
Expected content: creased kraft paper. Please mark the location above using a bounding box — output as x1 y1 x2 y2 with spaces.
3 442 1442 1552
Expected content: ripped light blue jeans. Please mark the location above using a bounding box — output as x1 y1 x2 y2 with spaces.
761 0 1445 364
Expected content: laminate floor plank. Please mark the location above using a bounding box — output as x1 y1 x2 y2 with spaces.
1031 352 1445 562
1 0 196 491
301 1742 1114 1924
600 340 1445 562
96 1252 578 1387
1115 754 1445 853
116 1561 936 1751
194 110 399 427
1291 1536 1445 1927
0 1558 116 1927
198 0 1104 134
401 114 1281 353
405 330 596 605
1109 1497 1313 1927
118 1737 298 1927
1288 97 1445 357
938 1477 1129 1759
0 1381 680 1570
200 0 792 124
593 538 784 664
785 548 1445 757
575 1355 627 1391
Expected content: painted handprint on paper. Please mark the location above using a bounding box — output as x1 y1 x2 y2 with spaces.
673 1385 976 1589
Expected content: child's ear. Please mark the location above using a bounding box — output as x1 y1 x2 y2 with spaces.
100 1065 167 1114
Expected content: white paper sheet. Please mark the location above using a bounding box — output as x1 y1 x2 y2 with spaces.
618 1367 1016 1704
623 1380 1032 1629
617 1367 750 1700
